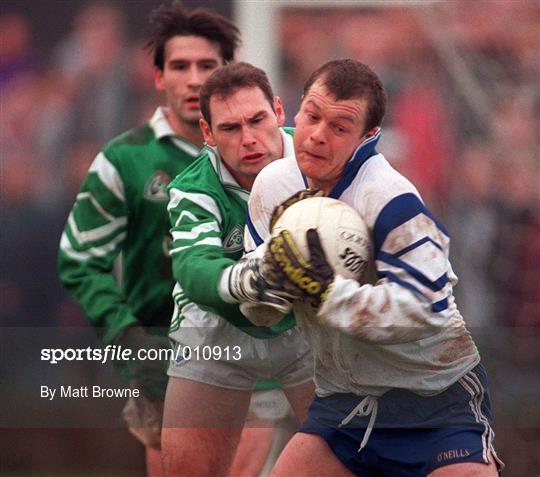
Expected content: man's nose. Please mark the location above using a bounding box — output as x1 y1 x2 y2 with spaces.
241 127 257 146
187 66 203 87
310 122 326 144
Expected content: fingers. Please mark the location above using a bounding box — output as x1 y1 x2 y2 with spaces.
265 228 335 309
306 228 326 264
267 231 322 298
269 188 325 231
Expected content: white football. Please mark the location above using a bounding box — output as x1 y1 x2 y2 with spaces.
272 197 371 281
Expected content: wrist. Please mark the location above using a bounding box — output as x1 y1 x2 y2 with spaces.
218 265 238 304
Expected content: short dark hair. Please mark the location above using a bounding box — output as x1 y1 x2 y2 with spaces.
146 2 240 70
303 59 387 133
200 62 275 126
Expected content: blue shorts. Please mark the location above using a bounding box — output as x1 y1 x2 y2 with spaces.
300 364 503 476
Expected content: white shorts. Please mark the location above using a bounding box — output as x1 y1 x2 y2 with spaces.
167 313 313 390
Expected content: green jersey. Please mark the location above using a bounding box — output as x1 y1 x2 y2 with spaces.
168 128 295 339
58 108 201 344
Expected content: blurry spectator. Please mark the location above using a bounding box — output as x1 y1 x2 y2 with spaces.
0 153 68 326
489 151 539 365
448 142 498 327
0 13 38 88
389 62 455 215
123 40 161 127
54 1 130 145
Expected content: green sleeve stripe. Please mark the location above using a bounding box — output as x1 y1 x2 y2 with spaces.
60 230 126 261
80 175 127 218
168 188 222 225
76 191 120 221
88 152 126 202
170 237 222 255
171 222 219 241
64 214 126 250
67 213 127 245
171 209 197 228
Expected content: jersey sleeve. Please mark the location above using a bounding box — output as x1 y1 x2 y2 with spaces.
168 185 235 311
58 152 137 344
319 192 461 344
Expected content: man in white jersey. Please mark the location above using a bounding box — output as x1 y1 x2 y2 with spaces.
241 59 504 476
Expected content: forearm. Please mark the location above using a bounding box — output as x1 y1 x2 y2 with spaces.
172 246 236 311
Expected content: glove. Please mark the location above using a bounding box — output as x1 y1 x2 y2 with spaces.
266 228 335 309
228 256 300 314
269 188 325 232
116 326 170 402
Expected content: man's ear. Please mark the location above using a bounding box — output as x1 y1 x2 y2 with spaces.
154 68 165 92
200 118 216 146
273 96 286 127
361 127 379 141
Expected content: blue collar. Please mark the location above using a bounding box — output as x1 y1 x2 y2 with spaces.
301 128 381 199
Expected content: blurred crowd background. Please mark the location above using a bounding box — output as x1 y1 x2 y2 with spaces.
1 0 538 475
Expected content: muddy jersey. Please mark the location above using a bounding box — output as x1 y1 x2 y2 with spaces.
245 130 479 397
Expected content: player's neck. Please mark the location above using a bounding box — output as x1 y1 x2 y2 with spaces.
166 110 204 148
307 178 334 196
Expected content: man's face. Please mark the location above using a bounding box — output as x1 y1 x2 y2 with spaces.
200 86 285 190
155 35 223 126
294 79 374 192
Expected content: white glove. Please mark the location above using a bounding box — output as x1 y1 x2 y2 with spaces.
227 257 297 315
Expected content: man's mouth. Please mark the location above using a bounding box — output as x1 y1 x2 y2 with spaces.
243 152 265 162
185 96 200 107
303 150 325 160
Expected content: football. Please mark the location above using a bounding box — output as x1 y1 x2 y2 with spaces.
271 197 371 281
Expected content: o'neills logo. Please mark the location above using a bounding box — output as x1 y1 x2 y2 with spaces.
144 170 171 201
270 234 321 296
437 449 470 462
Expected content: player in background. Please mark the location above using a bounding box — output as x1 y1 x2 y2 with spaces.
162 62 314 477
242 59 504 476
58 3 239 475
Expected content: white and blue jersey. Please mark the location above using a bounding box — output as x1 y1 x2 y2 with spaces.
245 129 480 398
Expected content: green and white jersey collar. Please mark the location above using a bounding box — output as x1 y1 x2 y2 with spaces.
149 107 200 157
204 128 295 202
280 127 295 158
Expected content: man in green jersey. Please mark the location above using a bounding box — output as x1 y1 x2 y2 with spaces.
58 3 239 475
162 62 314 476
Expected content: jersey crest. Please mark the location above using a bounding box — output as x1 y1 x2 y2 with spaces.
223 224 244 253
144 170 171 201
